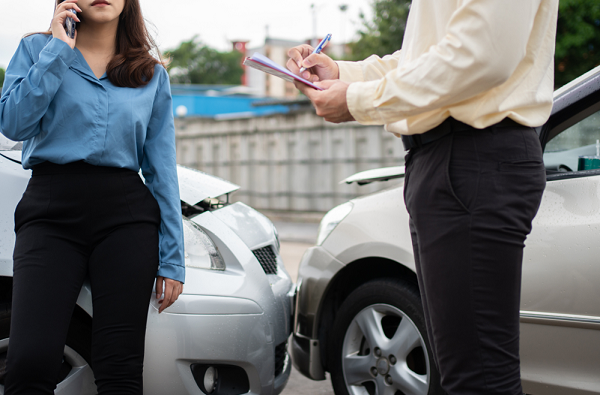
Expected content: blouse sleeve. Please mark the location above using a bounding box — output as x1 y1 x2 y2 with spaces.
0 36 76 141
141 68 185 283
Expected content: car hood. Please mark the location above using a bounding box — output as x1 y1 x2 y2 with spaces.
0 151 239 205
176 165 239 205
341 166 405 185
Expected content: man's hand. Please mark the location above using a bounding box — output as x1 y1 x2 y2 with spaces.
287 44 340 82
155 276 183 314
295 80 355 124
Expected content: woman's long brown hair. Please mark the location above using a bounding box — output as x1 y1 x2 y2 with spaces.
31 0 165 88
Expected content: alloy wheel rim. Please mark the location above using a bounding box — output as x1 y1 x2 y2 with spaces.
0 338 95 395
341 304 430 395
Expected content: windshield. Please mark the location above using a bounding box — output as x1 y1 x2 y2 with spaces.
0 134 22 151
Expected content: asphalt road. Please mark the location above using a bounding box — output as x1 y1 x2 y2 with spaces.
279 240 335 395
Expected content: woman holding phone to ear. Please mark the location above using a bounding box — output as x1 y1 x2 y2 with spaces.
0 0 185 393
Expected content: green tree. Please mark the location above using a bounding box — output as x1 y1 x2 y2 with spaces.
555 0 600 88
165 36 244 85
0 67 5 89
348 0 411 61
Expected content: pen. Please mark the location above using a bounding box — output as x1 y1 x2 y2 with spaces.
299 33 332 74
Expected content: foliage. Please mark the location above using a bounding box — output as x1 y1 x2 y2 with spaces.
555 0 600 88
347 0 411 61
164 36 244 85
0 67 5 89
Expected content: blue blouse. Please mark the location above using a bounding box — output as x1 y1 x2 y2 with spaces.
0 34 185 283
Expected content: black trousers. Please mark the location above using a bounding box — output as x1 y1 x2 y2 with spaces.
404 124 546 394
5 161 160 394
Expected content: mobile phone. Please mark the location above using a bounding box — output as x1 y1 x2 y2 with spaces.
60 0 77 39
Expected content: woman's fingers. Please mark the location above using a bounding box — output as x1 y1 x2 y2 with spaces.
57 10 81 23
158 278 183 313
155 277 164 299
52 7 80 48
56 0 82 13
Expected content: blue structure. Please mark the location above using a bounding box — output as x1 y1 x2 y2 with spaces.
170 84 293 118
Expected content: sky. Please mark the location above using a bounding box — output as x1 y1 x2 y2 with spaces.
0 0 373 68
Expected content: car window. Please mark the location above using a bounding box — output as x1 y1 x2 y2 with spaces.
543 109 600 173
0 134 22 151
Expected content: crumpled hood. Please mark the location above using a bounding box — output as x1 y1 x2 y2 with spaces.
176 165 239 205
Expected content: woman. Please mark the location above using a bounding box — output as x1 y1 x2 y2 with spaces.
0 0 185 393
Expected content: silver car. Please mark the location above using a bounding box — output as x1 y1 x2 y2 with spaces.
292 66 600 395
0 139 294 395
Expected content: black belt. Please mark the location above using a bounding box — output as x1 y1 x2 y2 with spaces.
401 117 520 151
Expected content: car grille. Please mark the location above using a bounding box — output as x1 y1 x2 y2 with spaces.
252 246 278 274
274 341 288 377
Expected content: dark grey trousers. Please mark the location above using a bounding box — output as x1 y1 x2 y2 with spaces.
404 123 546 394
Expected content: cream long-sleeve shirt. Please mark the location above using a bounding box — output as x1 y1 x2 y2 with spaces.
337 0 559 136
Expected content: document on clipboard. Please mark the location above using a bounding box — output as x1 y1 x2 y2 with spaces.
243 53 324 91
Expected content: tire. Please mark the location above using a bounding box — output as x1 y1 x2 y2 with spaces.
0 302 97 395
329 279 444 395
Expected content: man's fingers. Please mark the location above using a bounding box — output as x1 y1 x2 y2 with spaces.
286 58 301 74
287 44 315 67
302 53 327 69
287 48 304 69
294 80 318 97
314 80 337 90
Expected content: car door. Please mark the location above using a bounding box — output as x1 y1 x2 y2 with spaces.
520 90 600 394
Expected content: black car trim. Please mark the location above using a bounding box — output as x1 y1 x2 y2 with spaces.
546 169 600 181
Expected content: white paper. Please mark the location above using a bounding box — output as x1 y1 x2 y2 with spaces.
244 53 323 91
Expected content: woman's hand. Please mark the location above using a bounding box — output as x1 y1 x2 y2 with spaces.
51 0 82 49
287 44 340 82
155 276 183 314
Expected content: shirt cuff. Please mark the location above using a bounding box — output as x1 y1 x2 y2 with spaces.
337 61 365 83
346 80 385 125
157 261 185 284
42 37 77 68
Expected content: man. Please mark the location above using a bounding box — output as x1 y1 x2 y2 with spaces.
287 0 558 394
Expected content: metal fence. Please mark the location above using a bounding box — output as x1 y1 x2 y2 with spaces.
175 110 406 213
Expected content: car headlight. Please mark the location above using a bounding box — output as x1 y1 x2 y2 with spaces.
316 202 354 246
273 223 281 253
182 219 226 270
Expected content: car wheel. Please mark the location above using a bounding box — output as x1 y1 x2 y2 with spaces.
329 279 444 395
0 302 97 395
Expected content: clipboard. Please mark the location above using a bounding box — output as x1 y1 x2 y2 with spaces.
243 53 323 91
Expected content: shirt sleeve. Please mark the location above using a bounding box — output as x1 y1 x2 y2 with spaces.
346 0 541 126
0 36 76 141
337 50 403 83
142 69 185 283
